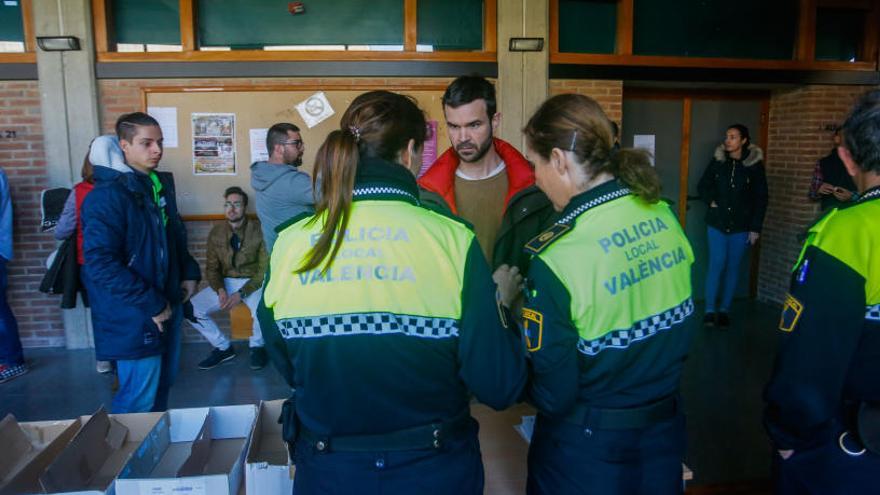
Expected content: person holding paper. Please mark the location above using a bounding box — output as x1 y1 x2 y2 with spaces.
261 91 526 495
514 93 696 495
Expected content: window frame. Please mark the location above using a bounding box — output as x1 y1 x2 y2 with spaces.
92 0 497 62
549 0 879 72
0 0 35 63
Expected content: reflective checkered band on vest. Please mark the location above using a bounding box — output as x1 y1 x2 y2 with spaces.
276 312 459 339
577 298 695 356
559 188 631 225
353 186 417 203
867 304 880 322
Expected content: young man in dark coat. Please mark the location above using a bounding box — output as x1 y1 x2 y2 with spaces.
81 113 200 413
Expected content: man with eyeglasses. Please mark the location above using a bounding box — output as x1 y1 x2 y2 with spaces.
251 122 316 253
189 186 269 370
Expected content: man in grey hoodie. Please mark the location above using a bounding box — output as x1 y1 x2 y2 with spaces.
250 123 316 253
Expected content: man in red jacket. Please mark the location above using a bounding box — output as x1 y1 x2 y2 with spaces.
419 76 554 276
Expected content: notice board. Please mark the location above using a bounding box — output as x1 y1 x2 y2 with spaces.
142 84 449 218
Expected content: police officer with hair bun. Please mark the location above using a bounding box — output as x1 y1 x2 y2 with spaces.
513 93 696 494
258 90 526 495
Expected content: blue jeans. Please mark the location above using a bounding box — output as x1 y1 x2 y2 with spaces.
113 354 162 413
152 304 183 412
0 257 23 366
704 227 749 313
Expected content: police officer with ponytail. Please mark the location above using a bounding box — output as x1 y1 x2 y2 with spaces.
259 90 526 495
514 94 696 494
764 90 880 494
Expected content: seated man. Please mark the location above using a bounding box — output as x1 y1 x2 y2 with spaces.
190 187 269 370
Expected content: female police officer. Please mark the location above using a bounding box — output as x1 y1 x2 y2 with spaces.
259 90 526 495
518 94 696 494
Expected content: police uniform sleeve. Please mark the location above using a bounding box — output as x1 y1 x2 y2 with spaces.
257 265 296 388
764 245 866 451
458 239 527 410
523 256 581 417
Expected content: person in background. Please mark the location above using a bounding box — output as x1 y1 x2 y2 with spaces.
189 186 269 371
697 123 768 328
261 90 526 494
250 123 316 253
517 93 695 494
0 166 25 384
55 142 108 373
764 89 880 495
82 113 200 413
808 128 858 212
418 76 554 275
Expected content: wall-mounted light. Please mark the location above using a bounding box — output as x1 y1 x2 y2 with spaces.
36 36 81 52
509 37 544 52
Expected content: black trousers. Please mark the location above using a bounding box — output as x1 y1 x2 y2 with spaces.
774 429 880 495
292 427 484 495
527 413 686 495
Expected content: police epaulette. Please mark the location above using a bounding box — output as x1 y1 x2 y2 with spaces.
274 211 313 234
419 202 475 231
524 223 571 255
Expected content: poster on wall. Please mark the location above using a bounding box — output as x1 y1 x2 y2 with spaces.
192 113 236 175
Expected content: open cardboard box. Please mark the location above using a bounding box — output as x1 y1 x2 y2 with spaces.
35 408 166 495
0 415 81 495
115 404 256 495
245 400 294 495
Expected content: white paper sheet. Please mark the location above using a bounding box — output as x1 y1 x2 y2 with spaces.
633 134 656 166
147 106 179 148
249 128 269 164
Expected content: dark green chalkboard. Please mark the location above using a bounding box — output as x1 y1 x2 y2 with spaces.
198 0 403 49
417 0 482 51
558 0 616 54
111 0 180 45
0 1 24 43
815 8 862 62
632 0 797 60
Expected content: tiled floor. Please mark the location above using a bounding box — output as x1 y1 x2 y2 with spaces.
1 299 781 493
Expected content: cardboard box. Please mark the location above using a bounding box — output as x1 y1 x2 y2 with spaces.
115 404 256 495
0 415 81 495
245 400 294 495
37 408 166 495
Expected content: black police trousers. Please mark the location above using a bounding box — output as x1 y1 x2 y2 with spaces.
527 412 686 495
774 429 880 495
292 427 484 495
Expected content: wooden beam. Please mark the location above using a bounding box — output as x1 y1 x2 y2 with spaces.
404 0 417 51
484 0 497 53
863 1 880 68
180 0 196 51
0 53 36 63
97 48 496 63
678 97 691 227
796 0 817 61
20 0 35 52
550 52 878 71
616 0 634 55
91 0 110 53
549 0 559 55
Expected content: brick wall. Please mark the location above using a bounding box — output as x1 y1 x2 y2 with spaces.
758 85 877 304
0 80 66 348
550 79 624 123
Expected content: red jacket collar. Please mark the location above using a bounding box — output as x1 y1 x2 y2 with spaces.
418 138 535 215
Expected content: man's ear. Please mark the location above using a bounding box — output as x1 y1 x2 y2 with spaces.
490 112 501 133
838 146 860 177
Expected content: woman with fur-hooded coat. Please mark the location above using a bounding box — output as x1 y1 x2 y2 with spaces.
697 124 768 327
